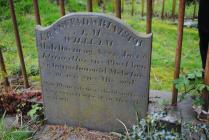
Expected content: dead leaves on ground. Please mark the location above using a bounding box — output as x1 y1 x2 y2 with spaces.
0 90 42 114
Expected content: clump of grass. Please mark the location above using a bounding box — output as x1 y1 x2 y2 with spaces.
0 112 33 140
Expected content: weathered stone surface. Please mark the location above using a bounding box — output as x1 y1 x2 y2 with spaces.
36 13 152 132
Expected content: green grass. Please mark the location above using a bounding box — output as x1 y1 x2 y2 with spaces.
0 0 200 91
123 15 200 90
0 113 32 140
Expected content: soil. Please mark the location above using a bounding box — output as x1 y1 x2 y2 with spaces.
33 125 119 140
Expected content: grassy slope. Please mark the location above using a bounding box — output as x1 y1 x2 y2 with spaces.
0 0 200 91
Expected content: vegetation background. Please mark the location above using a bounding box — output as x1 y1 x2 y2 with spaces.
0 0 200 91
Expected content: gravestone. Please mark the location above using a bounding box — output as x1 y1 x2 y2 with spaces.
36 13 152 132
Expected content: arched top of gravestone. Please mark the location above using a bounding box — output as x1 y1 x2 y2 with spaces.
36 13 152 40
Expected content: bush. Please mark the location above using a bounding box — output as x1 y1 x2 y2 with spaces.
174 69 209 106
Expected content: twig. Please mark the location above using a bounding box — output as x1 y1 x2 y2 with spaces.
116 119 130 139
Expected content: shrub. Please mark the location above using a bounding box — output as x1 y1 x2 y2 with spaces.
174 69 209 106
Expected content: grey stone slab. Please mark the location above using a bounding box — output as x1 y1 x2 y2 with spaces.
149 91 196 122
177 96 197 123
148 90 172 113
36 13 152 132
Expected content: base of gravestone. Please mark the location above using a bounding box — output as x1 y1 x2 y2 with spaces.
3 90 206 140
30 90 206 139
30 90 198 127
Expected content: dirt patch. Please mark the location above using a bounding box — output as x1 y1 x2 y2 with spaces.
33 125 119 140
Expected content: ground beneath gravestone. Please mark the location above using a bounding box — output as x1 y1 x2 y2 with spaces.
30 90 199 140
2 89 201 140
33 125 119 140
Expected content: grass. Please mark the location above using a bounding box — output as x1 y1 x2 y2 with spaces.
0 113 32 140
124 16 200 90
0 0 200 91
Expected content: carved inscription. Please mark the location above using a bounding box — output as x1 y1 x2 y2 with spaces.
36 13 152 132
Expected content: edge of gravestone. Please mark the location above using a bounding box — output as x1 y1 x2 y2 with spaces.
35 12 152 39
